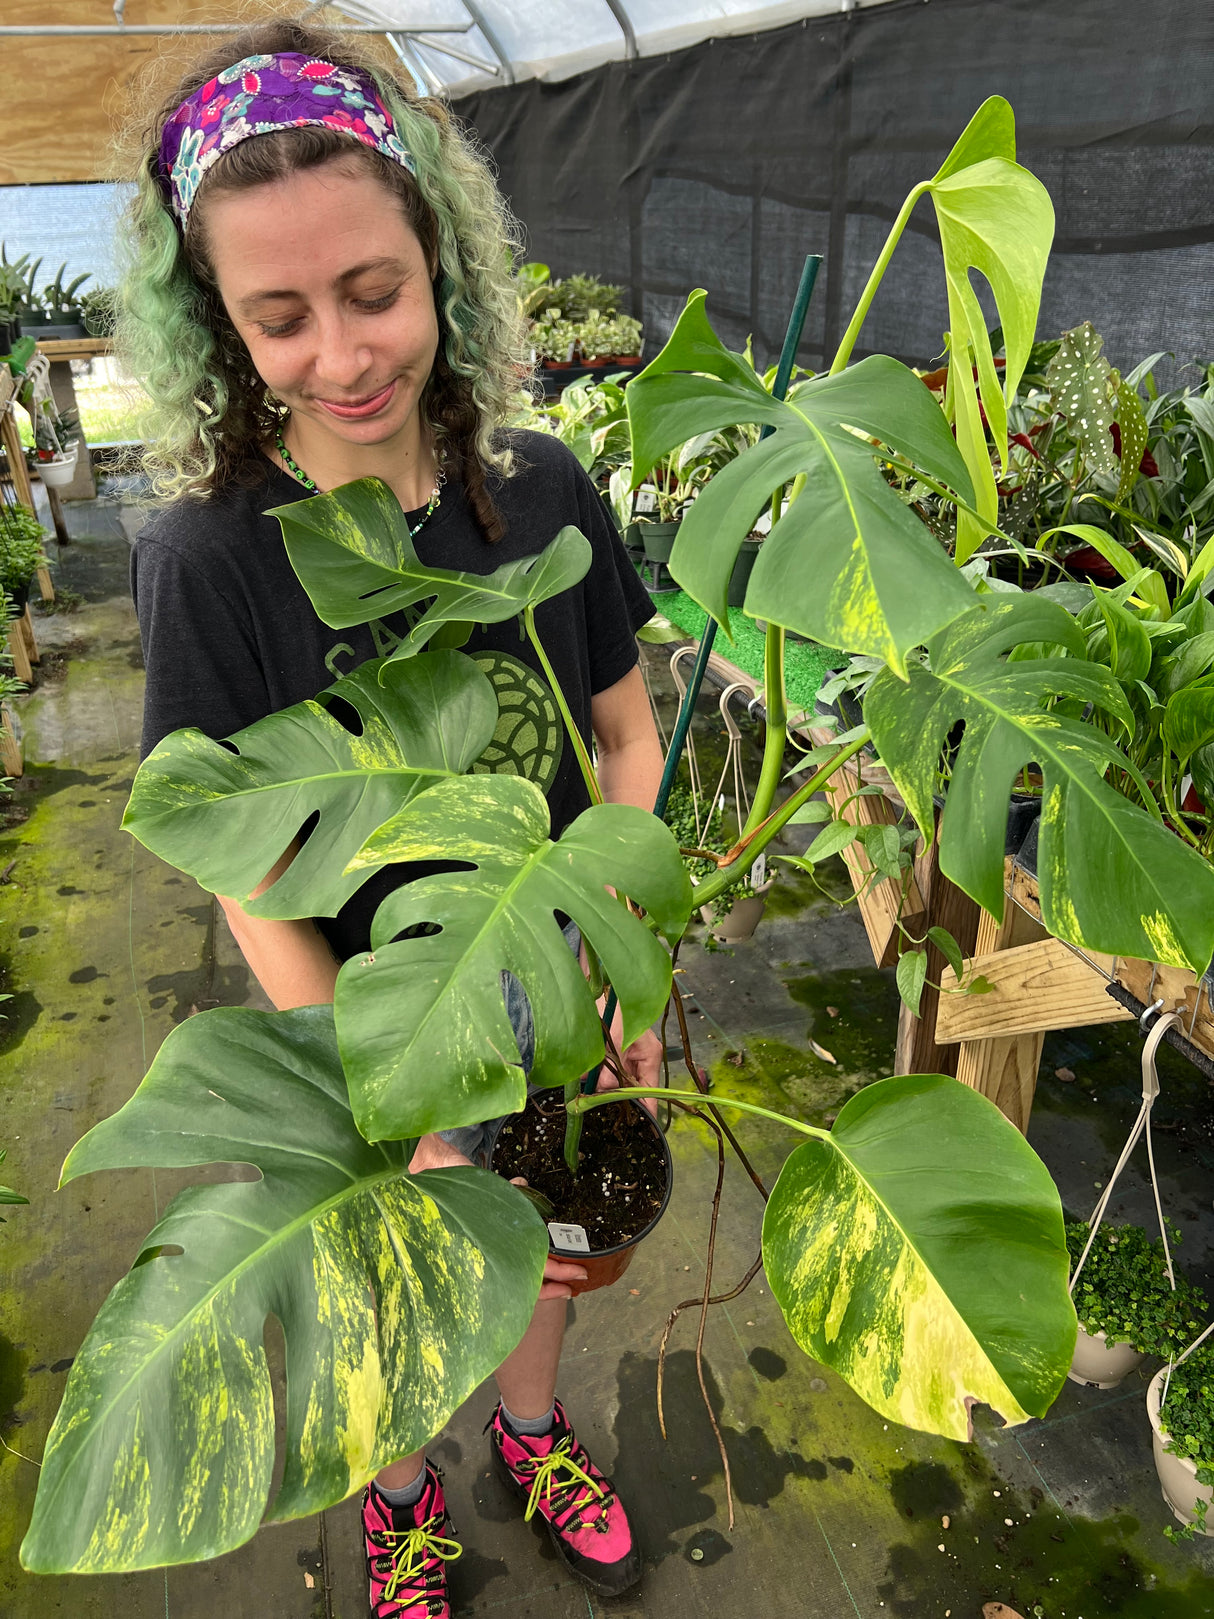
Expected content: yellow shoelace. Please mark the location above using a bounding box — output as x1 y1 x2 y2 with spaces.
520 1439 606 1525
379 1514 462 1604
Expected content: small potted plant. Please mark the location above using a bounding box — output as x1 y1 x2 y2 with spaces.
1066 1219 1209 1388
1149 1342 1214 1538
30 263 91 339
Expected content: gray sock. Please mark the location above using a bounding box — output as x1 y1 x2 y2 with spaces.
374 1466 427 1508
500 1400 555 1437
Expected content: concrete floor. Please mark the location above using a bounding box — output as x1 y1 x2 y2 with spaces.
2 492 1214 1617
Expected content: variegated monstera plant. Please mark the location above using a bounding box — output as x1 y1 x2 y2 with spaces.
24 98 1214 1576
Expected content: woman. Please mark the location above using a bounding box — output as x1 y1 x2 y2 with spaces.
124 21 663 1616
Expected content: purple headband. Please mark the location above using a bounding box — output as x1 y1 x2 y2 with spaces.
158 51 415 226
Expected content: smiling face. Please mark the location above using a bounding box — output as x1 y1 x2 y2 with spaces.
201 159 440 471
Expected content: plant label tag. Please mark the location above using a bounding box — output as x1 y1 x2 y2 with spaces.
634 487 657 514
548 1221 591 1253
750 852 766 887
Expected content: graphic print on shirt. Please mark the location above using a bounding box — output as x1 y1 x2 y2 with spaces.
468 651 563 793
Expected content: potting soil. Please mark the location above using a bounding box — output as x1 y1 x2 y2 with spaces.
492 1095 667 1248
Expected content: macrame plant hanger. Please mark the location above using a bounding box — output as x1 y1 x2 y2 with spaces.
1069 1006 1180 1305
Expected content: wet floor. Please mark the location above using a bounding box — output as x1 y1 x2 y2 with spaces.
2 489 1213 1616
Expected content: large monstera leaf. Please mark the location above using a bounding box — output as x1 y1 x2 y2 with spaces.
269 478 592 655
763 1073 1074 1439
123 652 496 919
20 1005 547 1574
625 292 975 670
334 774 693 1142
926 98 1054 562
865 596 1214 970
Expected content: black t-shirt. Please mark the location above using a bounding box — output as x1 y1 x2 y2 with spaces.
131 430 654 960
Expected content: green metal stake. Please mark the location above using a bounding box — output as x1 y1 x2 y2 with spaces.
581 252 824 1102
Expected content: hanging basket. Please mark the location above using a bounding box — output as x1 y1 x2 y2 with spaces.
1068 1325 1144 1389
1148 1367 1214 1535
37 447 78 488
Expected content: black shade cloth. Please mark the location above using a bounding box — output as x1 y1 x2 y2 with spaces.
455 0 1214 379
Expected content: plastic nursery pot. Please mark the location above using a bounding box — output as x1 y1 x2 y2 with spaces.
489 1096 673 1297
708 879 774 944
641 520 680 565
6 578 32 615
1068 1324 1145 1389
726 536 762 610
1147 1367 1214 1535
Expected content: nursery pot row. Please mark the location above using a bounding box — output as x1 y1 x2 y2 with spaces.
489 1096 673 1296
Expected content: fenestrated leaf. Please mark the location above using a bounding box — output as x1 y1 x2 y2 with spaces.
927 100 1054 561
763 1073 1074 1440
270 478 592 654
334 775 693 1141
20 1005 547 1574
866 596 1214 970
1048 324 1119 479
468 651 563 794
123 652 497 920
626 293 974 668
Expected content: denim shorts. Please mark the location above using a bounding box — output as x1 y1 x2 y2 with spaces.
437 920 581 1166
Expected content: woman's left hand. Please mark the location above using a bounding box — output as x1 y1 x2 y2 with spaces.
595 1017 662 1118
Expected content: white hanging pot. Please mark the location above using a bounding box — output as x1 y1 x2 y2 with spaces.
38 446 78 488
710 879 774 943
1147 1367 1214 1535
1068 1324 1144 1389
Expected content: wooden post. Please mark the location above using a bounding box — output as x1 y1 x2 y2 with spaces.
7 619 32 684
36 564 54 604
894 834 981 1078
18 606 38 667
0 706 21 778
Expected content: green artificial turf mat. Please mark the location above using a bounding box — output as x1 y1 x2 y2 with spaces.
646 587 836 714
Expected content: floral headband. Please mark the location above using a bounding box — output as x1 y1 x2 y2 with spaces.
158 51 415 227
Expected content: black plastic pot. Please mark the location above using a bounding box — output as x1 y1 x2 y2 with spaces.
489 1096 674 1296
5 578 32 615
727 537 762 609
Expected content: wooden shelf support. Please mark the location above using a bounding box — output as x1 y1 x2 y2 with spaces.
0 706 21 778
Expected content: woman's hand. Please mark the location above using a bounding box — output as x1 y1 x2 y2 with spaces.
598 1006 663 1118
408 1132 475 1173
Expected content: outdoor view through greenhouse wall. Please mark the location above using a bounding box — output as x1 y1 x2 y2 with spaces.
454 0 1214 379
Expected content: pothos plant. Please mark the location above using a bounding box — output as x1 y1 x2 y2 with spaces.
23 97 1211 1579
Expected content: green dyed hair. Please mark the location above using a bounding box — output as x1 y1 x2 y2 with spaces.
118 18 529 537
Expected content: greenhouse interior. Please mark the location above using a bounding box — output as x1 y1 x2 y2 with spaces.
2 1 1214 1615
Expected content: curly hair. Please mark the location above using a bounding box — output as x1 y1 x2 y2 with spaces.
117 17 529 539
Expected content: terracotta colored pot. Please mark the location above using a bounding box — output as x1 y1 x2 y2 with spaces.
1067 1324 1144 1389
490 1098 673 1297
1148 1367 1214 1535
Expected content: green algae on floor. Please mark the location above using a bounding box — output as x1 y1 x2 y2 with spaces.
783 964 901 1078
707 1036 854 1128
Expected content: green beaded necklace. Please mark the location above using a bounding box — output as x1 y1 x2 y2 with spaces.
275 426 444 534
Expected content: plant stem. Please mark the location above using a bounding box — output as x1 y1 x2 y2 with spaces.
567 1085 828 1140
830 182 930 375
693 734 868 909
740 620 787 838
562 1075 584 1176
524 605 602 805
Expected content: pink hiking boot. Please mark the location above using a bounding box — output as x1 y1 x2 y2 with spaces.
361 1462 461 1618
488 1400 641 1595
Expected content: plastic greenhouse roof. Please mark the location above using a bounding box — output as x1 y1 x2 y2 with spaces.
341 0 882 95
